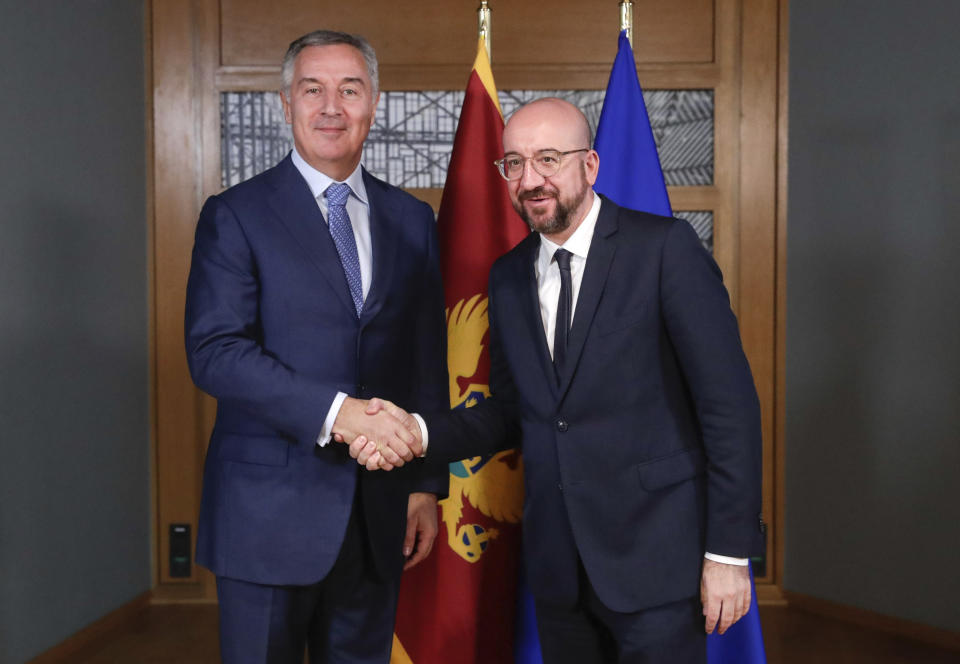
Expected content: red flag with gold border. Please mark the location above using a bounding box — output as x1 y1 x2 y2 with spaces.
391 37 529 664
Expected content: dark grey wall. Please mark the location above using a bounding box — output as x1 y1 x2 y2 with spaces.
786 1 960 633
0 2 150 662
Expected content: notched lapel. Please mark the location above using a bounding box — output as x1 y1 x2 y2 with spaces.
556 200 619 400
265 158 357 316
509 235 558 400
359 171 399 325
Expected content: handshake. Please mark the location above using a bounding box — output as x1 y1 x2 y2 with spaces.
331 397 422 471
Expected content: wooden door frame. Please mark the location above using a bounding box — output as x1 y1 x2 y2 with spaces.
149 0 789 603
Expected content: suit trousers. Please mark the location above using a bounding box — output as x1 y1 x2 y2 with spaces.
216 491 399 664
534 560 706 664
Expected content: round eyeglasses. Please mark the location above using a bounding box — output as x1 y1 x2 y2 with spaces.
493 149 589 181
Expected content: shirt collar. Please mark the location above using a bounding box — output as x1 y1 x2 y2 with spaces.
538 192 601 265
290 148 368 206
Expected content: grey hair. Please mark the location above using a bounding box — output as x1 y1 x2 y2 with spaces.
281 30 379 95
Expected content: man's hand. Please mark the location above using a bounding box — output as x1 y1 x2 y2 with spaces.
332 397 421 467
365 398 421 438
403 492 438 570
348 435 394 471
700 558 752 635
342 398 423 470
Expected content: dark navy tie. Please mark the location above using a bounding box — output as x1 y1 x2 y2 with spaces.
553 248 573 383
324 182 363 316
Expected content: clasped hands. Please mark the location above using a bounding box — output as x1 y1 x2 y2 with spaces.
332 397 421 470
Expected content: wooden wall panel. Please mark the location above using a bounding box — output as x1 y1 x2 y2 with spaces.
711 0 740 310
775 0 790 597
221 0 714 69
152 0 219 597
739 0 781 589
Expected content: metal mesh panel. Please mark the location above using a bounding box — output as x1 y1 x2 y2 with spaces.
220 90 713 189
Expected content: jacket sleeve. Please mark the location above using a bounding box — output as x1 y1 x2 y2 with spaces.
184 195 338 444
659 218 763 558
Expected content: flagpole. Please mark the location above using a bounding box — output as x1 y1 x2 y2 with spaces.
619 0 633 46
478 1 492 60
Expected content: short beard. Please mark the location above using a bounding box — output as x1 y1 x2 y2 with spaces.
513 188 576 235
512 165 591 236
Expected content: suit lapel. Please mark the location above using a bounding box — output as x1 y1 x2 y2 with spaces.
512 234 559 399
556 198 619 400
359 170 399 324
265 156 357 316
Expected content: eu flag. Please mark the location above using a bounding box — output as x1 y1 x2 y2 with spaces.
593 30 768 664
593 31 671 215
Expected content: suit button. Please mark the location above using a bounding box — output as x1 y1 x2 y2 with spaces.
357 384 366 394
555 418 568 432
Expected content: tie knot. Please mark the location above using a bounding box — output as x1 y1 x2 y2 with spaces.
325 182 351 207
553 248 573 270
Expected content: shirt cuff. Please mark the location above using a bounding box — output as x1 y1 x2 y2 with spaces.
316 392 348 447
411 413 428 456
704 552 749 566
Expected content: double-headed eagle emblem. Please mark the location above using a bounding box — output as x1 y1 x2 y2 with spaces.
442 294 524 563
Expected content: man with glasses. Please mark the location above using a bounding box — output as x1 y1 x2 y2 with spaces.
347 97 763 663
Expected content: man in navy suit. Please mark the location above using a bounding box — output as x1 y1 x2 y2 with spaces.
352 98 763 663
185 30 447 664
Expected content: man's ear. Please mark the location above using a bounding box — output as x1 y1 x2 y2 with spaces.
584 149 600 186
369 91 381 127
280 90 293 124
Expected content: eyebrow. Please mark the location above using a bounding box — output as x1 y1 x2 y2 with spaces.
296 76 368 89
503 149 561 156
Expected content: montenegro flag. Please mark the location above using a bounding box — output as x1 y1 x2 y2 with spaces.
390 37 529 664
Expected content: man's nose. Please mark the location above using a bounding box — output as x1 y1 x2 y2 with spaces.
517 158 545 190
320 91 342 115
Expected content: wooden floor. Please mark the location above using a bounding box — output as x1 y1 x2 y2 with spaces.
58 604 960 664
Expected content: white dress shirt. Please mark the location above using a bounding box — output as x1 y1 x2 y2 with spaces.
289 148 372 446
536 194 601 358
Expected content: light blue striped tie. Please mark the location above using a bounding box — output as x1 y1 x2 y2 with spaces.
324 182 363 316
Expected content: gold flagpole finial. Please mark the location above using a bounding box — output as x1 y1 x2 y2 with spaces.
478 1 492 61
619 1 633 47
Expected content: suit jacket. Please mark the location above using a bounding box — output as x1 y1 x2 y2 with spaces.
185 155 448 586
426 196 762 613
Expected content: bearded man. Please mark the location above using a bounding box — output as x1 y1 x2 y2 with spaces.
349 97 764 664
